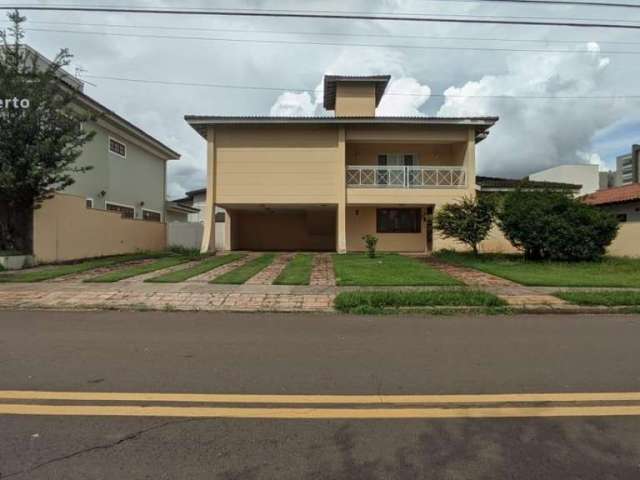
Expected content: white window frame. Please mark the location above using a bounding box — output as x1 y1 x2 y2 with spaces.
142 208 163 222
108 136 127 159
86 198 94 209
105 201 136 219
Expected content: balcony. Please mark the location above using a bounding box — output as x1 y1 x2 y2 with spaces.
346 165 467 189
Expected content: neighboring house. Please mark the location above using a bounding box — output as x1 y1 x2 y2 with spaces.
165 201 200 223
615 145 640 186
583 183 640 223
185 74 498 253
476 176 581 194
529 164 599 196
20 46 181 263
173 188 225 250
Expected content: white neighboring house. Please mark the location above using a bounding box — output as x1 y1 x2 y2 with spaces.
174 188 225 251
529 164 600 196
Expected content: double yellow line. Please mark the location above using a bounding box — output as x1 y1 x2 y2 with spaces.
1 390 640 419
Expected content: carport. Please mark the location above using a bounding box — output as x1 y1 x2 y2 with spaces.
226 205 337 252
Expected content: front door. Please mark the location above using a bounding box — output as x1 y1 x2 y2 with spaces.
377 154 415 186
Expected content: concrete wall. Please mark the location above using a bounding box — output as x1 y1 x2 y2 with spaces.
335 83 376 117
33 193 166 263
167 222 204 250
64 119 168 220
608 222 640 258
529 164 599 196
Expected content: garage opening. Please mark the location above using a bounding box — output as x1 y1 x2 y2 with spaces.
230 206 337 251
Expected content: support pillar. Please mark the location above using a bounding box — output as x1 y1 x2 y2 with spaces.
336 127 347 253
200 127 217 253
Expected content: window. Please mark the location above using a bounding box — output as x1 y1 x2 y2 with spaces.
142 209 162 222
377 208 422 234
215 212 226 223
86 198 94 209
106 202 135 219
617 214 628 223
109 137 127 158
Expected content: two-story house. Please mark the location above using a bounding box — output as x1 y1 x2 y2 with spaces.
186 75 498 254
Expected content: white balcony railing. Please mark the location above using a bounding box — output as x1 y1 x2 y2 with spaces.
346 165 467 188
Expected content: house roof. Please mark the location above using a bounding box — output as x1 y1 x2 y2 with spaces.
476 175 582 191
322 75 391 110
166 200 200 214
184 116 499 142
582 183 640 206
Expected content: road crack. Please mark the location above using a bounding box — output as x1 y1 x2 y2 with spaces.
1 417 207 479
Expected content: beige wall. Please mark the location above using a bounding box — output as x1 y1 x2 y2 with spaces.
346 207 427 253
335 83 376 117
608 222 640 258
33 193 166 263
346 142 466 167
230 209 336 251
215 126 341 205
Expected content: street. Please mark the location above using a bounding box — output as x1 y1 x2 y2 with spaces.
1 310 640 479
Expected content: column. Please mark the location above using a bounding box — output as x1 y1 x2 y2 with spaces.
200 127 217 253
336 127 347 253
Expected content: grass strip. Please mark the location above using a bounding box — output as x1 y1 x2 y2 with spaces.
210 253 276 285
555 290 640 306
86 255 192 283
334 290 506 314
0 252 163 283
273 253 314 285
435 251 640 288
146 254 245 283
332 253 459 287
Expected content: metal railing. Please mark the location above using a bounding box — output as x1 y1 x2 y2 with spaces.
346 165 467 188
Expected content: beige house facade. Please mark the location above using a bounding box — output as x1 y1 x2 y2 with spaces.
186 75 498 254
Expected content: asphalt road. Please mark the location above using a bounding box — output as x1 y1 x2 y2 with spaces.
1 310 640 479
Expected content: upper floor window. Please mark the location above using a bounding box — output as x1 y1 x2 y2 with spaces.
109 137 127 158
106 202 135 219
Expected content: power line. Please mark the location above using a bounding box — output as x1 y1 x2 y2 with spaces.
3 5 640 30
426 0 640 8
81 74 640 100
10 19 640 46
21 26 640 55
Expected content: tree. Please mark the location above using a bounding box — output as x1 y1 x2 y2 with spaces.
0 10 95 253
434 196 495 255
497 189 619 261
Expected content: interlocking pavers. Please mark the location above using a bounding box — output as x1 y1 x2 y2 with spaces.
245 253 295 285
309 253 336 286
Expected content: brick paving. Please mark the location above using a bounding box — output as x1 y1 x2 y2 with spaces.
423 256 569 307
121 259 203 284
310 253 336 286
47 259 157 283
245 253 295 285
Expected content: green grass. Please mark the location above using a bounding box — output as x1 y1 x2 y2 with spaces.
555 290 640 306
334 290 506 314
0 252 163 283
211 253 276 284
146 253 245 283
86 255 193 283
273 253 314 285
435 251 640 288
332 253 459 286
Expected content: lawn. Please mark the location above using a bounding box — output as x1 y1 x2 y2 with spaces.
210 253 276 284
555 290 640 306
147 253 245 283
273 253 314 285
86 255 193 283
435 251 640 288
332 253 459 286
0 252 163 283
334 290 506 314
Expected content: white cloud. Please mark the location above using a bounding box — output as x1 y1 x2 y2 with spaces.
437 44 626 178
270 91 316 116
378 77 431 116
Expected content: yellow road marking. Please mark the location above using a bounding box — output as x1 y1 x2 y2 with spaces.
1 390 640 404
2 404 640 419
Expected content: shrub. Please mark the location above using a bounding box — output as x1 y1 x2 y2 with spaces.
362 234 379 258
497 189 619 261
434 196 495 254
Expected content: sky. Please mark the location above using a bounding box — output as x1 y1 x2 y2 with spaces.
4 0 640 197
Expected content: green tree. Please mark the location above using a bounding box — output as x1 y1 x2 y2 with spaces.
0 10 95 253
434 196 495 255
497 189 619 261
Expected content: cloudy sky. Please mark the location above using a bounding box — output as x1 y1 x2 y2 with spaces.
5 0 640 197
